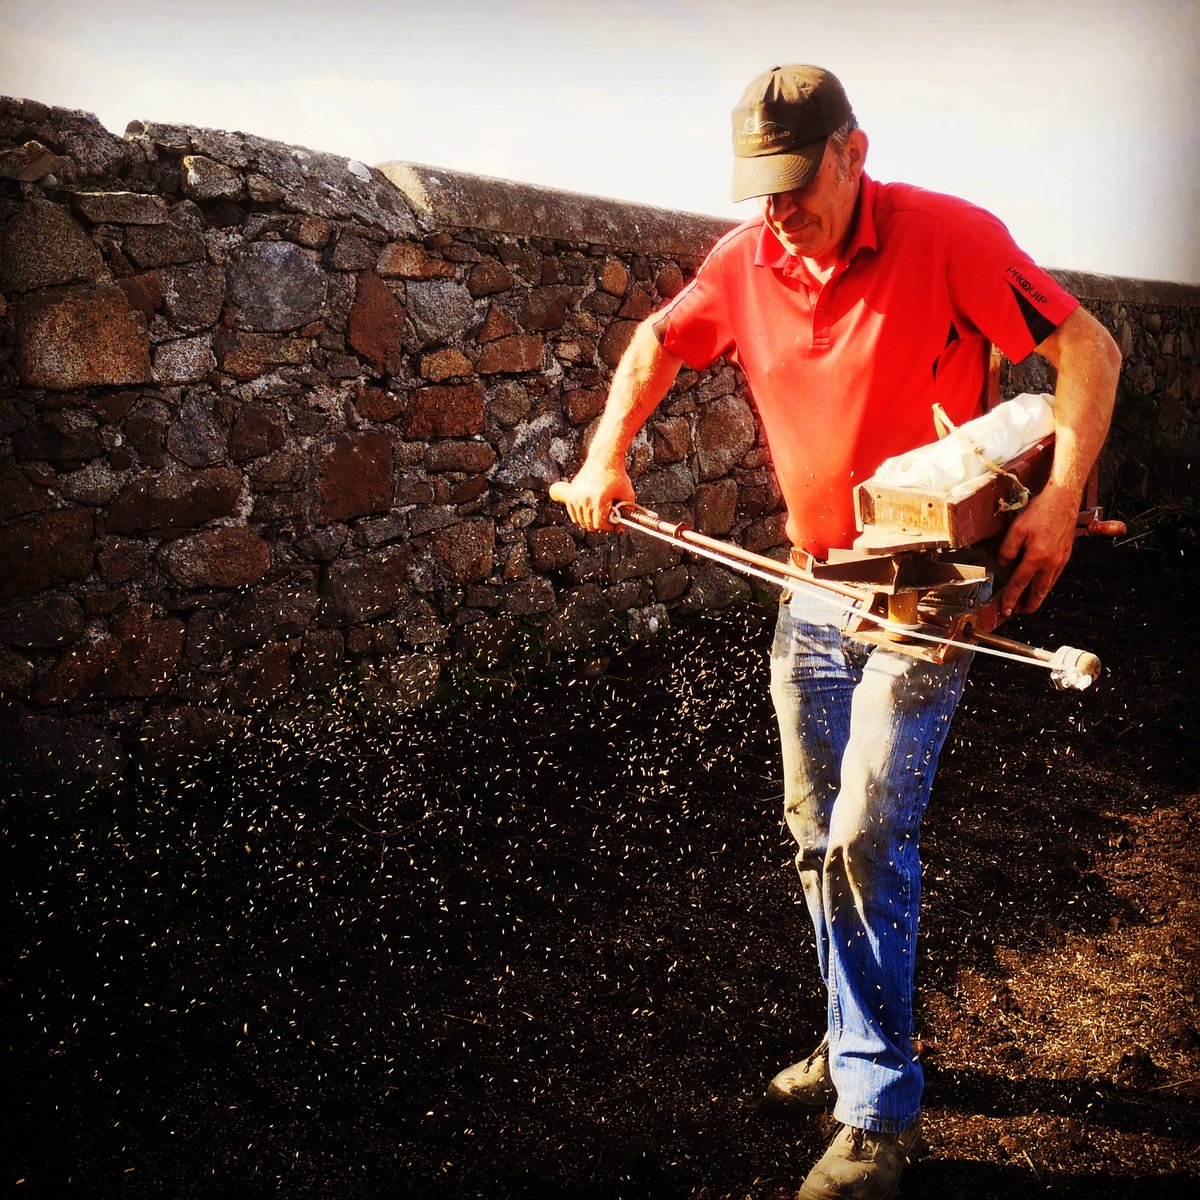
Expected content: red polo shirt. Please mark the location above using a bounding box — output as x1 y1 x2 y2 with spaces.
653 175 1079 556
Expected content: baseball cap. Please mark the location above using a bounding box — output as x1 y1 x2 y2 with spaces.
731 65 854 202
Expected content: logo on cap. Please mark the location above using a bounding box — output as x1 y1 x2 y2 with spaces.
740 117 787 135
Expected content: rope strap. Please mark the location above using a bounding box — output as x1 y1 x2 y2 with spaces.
932 403 1030 512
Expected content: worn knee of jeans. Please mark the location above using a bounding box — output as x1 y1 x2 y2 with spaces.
823 818 892 918
771 613 850 862
778 739 837 881
825 811 907 921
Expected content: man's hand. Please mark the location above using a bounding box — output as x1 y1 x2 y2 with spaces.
998 306 1121 618
549 462 635 533
996 483 1081 616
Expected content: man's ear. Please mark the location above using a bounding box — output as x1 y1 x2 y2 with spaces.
847 128 869 179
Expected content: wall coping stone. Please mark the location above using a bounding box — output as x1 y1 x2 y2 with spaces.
375 160 735 262
1048 268 1200 309
378 162 1200 305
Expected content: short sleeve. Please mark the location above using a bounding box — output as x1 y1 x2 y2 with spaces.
942 202 1079 363
651 238 739 371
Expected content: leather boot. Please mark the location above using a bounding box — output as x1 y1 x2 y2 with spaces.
797 1116 924 1199
762 1035 837 1114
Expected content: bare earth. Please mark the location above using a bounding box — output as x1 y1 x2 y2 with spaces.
3 534 1197 1199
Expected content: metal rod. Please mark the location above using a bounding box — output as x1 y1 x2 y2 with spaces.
606 502 1099 685
614 503 870 603
974 630 1053 663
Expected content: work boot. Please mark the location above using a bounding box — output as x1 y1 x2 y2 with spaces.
797 1117 924 1200
762 1035 837 1114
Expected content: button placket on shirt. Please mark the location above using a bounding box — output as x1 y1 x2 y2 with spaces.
812 262 849 350
779 254 853 351
781 258 828 351
813 284 832 348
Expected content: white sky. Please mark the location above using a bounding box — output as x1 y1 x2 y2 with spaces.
1 0 1197 284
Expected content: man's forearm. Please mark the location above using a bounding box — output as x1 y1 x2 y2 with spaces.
556 317 684 531
1036 306 1122 496
583 317 684 470
997 305 1121 615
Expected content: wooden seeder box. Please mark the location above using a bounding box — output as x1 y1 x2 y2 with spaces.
852 435 1056 552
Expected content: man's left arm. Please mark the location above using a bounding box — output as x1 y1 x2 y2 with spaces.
997 305 1122 617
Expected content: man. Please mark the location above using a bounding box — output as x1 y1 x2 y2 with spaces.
555 65 1120 1199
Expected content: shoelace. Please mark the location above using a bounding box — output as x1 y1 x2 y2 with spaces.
805 1035 830 1069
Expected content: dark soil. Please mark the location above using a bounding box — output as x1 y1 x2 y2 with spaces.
3 535 1198 1199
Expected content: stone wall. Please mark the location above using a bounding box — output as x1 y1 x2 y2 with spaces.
1 97 1198 777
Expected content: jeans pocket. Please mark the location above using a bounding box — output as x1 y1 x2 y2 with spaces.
841 635 873 672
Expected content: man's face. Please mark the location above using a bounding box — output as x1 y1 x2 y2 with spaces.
756 130 865 265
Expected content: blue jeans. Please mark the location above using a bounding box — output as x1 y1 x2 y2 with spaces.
769 585 973 1133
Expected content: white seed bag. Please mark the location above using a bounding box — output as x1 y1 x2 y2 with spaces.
871 393 1056 493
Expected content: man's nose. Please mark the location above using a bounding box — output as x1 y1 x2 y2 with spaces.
766 192 798 221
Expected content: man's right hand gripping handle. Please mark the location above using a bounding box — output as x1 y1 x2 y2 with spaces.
548 465 635 533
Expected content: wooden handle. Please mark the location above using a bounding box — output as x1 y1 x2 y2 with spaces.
1084 518 1126 538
